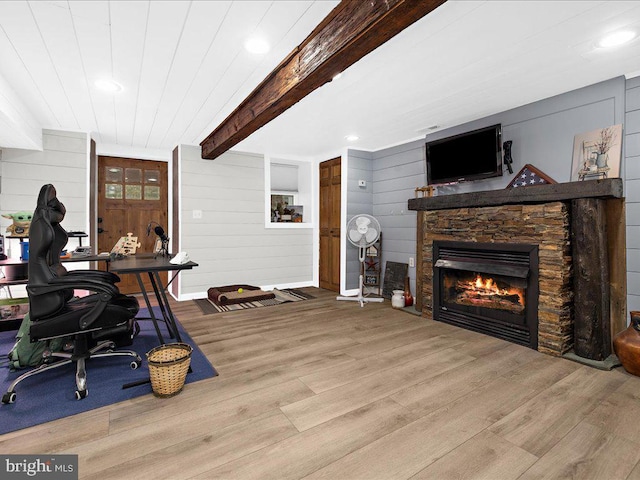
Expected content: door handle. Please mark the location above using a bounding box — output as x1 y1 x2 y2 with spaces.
97 228 107 234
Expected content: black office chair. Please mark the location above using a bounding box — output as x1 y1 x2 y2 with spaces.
2 184 141 403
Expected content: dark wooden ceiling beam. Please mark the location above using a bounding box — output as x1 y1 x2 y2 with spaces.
200 0 446 160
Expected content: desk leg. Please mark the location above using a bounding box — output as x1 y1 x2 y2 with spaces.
135 272 165 345
149 271 183 343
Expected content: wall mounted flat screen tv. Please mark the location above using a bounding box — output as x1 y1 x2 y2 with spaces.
426 124 503 185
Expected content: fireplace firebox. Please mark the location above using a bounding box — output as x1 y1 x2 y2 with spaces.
433 241 539 349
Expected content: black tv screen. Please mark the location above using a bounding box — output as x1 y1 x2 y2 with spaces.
426 124 503 185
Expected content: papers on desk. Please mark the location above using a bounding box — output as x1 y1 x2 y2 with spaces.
170 252 190 265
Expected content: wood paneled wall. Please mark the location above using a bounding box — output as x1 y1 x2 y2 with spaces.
625 76 640 314
178 145 313 296
0 129 88 234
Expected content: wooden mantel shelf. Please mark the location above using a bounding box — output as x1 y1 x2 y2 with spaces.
408 178 623 211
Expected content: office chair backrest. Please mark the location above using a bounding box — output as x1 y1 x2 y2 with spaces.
51 221 69 276
28 184 69 319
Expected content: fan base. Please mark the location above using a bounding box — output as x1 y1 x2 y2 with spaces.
336 271 385 307
336 295 384 307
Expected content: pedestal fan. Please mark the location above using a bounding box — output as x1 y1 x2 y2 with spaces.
337 214 384 307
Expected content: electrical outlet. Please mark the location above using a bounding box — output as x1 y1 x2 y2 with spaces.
409 257 415 268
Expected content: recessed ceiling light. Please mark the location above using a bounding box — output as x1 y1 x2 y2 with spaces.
94 79 123 93
597 30 636 48
244 37 270 54
332 73 343 81
345 134 359 142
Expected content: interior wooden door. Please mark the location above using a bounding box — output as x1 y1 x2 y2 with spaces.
319 157 341 292
97 156 168 294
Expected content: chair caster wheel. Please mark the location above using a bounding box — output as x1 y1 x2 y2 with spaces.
131 360 141 370
75 389 88 400
2 392 16 404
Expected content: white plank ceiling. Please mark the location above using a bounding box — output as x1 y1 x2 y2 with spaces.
0 1 639 158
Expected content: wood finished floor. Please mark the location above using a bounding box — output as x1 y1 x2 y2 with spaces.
2 287 640 480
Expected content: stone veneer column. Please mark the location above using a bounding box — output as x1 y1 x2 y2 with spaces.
421 202 572 356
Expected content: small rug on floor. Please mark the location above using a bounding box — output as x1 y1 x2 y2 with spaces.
0 307 217 435
195 288 314 315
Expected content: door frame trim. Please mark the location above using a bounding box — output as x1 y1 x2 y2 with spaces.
338 151 358 296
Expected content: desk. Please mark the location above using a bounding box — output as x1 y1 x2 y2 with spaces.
0 254 111 267
109 254 198 345
0 255 110 290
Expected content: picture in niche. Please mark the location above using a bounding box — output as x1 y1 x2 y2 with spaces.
271 194 295 222
571 124 622 182
273 202 303 223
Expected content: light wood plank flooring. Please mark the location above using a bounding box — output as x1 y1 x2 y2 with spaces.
2 288 640 479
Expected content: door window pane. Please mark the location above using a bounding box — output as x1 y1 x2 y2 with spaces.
144 170 160 184
105 184 123 199
125 185 142 200
125 168 142 183
105 167 122 183
144 186 160 200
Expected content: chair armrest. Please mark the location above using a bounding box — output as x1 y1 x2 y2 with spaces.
28 276 120 297
28 277 120 330
66 270 121 284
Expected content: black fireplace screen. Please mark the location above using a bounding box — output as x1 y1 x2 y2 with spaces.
433 241 539 349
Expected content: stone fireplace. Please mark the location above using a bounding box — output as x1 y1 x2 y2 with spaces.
433 240 539 350
423 202 570 355
408 179 626 360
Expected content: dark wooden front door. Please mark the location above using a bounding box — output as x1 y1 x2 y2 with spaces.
97 156 168 294
319 157 341 292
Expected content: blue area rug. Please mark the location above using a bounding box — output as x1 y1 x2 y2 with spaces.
0 307 217 435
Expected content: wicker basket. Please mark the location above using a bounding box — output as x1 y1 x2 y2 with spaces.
146 343 192 398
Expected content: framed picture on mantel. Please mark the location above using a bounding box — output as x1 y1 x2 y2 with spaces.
571 124 622 182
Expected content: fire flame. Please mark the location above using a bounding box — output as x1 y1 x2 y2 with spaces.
466 274 524 306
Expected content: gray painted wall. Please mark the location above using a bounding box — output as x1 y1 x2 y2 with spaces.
179 145 313 297
369 76 626 305
370 140 424 297
626 76 640 313
345 149 374 290
425 77 625 191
